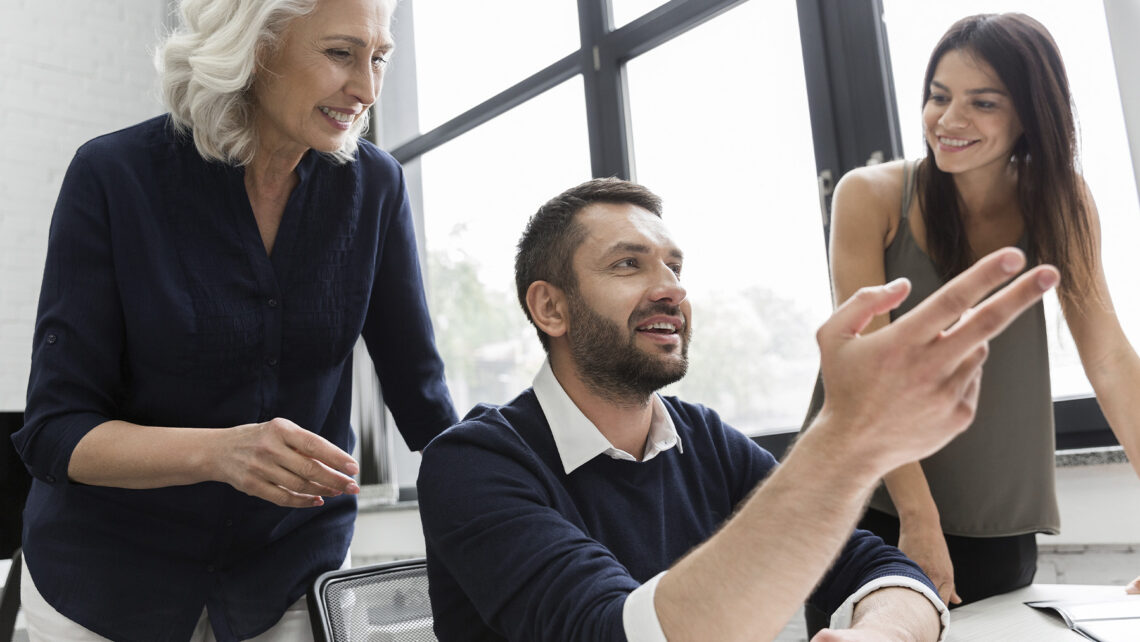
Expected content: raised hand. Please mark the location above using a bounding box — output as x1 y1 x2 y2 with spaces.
815 247 1059 473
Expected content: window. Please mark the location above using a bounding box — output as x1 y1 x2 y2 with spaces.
612 1 671 28
626 0 830 434
404 1 580 134
417 78 592 412
360 0 1140 492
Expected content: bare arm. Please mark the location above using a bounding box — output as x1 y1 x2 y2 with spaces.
1062 187 1140 478
655 248 1058 641
811 587 942 641
828 166 958 604
69 418 360 507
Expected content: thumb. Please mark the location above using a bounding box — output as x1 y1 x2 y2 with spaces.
1127 576 1140 595
821 278 911 345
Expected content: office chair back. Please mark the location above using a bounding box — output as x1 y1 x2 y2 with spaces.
308 557 436 642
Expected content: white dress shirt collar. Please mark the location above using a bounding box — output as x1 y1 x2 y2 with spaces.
531 358 683 475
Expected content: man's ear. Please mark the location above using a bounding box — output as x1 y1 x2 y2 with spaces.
526 281 568 339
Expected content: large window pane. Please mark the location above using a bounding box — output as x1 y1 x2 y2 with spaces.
410 1 581 133
626 0 831 436
882 0 1140 399
419 78 592 415
612 0 670 28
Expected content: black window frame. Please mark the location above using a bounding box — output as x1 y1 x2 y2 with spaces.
357 0 1116 488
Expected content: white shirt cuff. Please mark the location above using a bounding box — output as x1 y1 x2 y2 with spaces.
623 571 669 642
829 575 950 641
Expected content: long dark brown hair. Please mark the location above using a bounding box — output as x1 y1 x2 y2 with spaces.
918 13 1097 310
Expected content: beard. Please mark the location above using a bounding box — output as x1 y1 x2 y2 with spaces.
565 290 690 404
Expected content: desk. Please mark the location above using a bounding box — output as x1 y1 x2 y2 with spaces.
947 584 1135 640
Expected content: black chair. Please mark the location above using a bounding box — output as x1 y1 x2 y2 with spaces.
308 557 435 642
0 547 20 642
0 413 28 642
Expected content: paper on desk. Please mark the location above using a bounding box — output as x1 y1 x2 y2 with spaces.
1026 595 1140 642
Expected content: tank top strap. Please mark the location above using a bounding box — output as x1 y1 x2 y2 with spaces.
899 159 919 223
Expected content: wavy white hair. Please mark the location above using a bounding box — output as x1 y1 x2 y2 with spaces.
157 0 374 165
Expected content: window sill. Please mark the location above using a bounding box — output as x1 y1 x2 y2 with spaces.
1055 445 1129 468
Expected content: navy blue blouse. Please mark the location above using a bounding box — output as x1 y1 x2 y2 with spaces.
13 115 457 641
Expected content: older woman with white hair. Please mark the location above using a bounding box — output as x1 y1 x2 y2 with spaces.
13 0 457 639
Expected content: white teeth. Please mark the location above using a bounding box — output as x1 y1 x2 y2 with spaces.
939 136 974 148
640 322 677 332
320 106 355 123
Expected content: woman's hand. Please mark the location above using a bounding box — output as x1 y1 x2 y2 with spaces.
1127 576 1140 595
210 417 360 507
898 519 961 606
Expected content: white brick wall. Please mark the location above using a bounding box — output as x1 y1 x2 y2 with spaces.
0 0 169 410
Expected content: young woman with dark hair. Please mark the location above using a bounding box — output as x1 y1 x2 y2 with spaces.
816 12 1140 614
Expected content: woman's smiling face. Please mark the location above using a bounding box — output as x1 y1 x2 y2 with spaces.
923 48 1024 177
250 0 394 159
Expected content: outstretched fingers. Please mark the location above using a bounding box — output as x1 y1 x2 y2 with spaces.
819 278 912 348
932 264 1059 363
892 248 1025 340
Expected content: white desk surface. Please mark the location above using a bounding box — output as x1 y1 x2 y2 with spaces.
946 583 1137 640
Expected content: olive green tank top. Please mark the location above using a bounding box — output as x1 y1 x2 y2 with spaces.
812 160 1060 536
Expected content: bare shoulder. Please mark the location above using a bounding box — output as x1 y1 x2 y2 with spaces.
833 160 907 209
831 160 909 235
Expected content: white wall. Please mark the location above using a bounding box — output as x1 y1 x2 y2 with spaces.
0 0 168 410
1047 461 1140 546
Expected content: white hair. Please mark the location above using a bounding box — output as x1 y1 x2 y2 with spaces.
156 0 372 165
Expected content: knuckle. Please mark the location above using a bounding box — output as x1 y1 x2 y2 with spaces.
971 309 1003 335
300 459 321 481
267 417 290 434
299 433 321 456
853 285 879 304
939 288 971 317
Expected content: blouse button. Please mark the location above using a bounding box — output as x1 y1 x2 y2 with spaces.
46 334 57 345
267 298 278 308
266 357 278 367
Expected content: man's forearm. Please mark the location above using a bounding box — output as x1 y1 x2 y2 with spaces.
848 587 942 640
655 249 1055 641
655 416 887 641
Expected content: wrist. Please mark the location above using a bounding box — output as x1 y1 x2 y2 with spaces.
184 427 223 485
793 412 889 488
803 410 896 486
896 505 941 527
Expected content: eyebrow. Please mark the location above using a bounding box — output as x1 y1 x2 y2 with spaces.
323 34 394 54
601 241 684 261
930 80 1008 96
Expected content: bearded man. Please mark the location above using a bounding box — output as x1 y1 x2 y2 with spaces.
417 178 1059 642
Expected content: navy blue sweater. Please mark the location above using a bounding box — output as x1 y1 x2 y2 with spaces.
418 390 934 641
14 115 457 642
